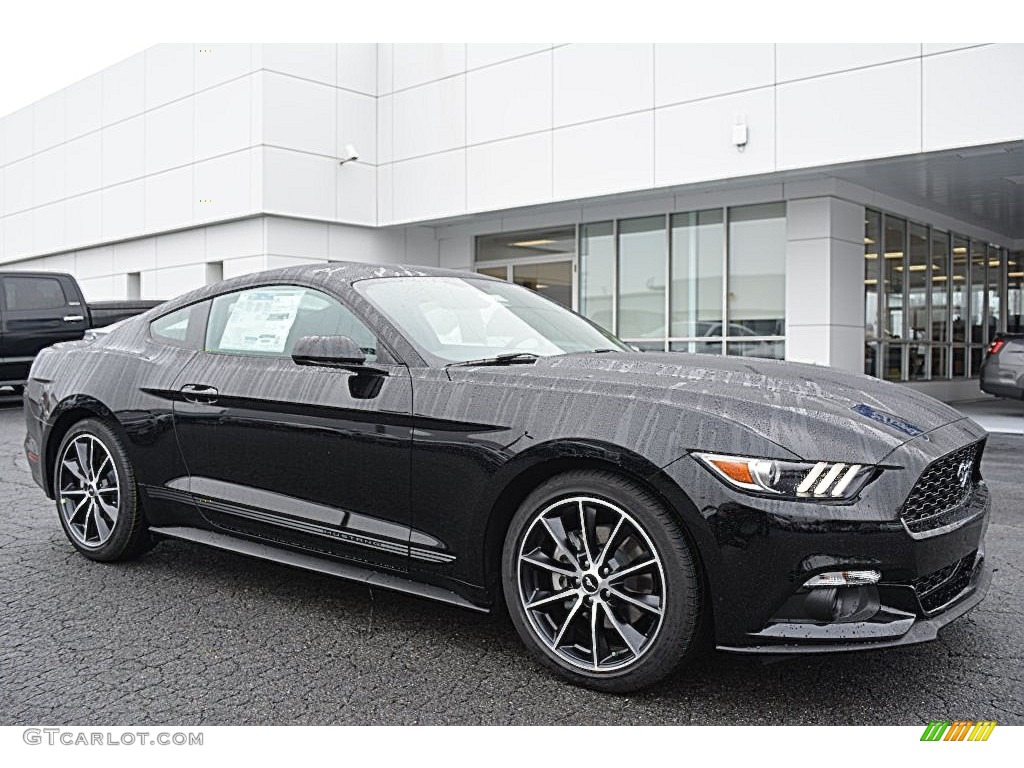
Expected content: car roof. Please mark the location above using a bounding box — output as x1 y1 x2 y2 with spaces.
156 261 493 314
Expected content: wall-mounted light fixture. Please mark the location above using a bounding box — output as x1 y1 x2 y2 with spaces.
339 144 360 165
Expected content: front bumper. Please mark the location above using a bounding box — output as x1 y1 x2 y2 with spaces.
656 418 993 654
718 555 992 655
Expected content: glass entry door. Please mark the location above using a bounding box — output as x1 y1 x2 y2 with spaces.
475 227 576 309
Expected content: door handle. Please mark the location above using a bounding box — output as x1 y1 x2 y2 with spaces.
62 315 85 322
179 384 219 404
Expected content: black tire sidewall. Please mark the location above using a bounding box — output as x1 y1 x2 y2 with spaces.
501 470 700 693
54 418 147 562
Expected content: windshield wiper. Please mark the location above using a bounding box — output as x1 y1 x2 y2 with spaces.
447 352 541 368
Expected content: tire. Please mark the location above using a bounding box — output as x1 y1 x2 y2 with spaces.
502 469 701 693
53 418 153 562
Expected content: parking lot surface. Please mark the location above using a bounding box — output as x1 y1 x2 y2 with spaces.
0 394 1021 725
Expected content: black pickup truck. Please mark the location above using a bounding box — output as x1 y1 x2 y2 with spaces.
0 271 160 394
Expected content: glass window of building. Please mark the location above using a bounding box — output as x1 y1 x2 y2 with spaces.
864 210 881 377
863 209 1010 382
617 216 666 341
930 229 950 378
907 223 929 380
1009 252 1023 333
727 203 786 339
670 209 724 338
475 226 576 309
579 222 614 329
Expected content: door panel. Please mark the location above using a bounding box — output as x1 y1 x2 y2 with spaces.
1 275 87 381
172 354 416 570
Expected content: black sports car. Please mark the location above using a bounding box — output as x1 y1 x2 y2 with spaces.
23 263 991 692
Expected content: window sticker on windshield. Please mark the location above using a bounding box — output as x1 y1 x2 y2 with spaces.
219 289 304 354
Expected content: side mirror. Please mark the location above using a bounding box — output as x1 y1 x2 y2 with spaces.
292 335 366 368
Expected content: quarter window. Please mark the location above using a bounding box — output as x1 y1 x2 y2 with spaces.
205 286 378 361
150 305 196 345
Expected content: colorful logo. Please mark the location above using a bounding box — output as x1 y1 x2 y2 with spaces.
921 721 997 741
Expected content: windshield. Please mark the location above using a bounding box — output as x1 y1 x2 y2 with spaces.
356 276 629 364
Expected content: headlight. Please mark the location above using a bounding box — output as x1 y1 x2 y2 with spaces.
694 453 875 500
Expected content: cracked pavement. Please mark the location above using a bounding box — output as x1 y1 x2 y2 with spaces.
0 394 1021 725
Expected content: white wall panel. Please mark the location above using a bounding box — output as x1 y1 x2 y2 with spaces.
32 91 66 153
64 132 102 198
64 191 102 247
467 51 552 144
468 132 551 212
2 210 32 258
157 263 208 298
554 112 653 199
194 149 255 222
377 44 394 96
101 116 145 186
923 44 1024 151
467 44 551 70
222 255 267 279
376 163 393 225
77 275 118 300
376 94 393 165
655 44 774 106
101 179 145 240
392 44 465 92
2 106 33 164
63 74 102 142
146 44 195 109
777 60 921 169
206 217 263 260
4 158 34 213
392 76 466 161
266 216 329 259
336 162 376 225
145 166 193 232
156 228 205 269
263 147 335 220
32 202 65 256
655 87 775 186
113 237 157 273
554 44 653 127
101 52 146 125
195 44 253 91
261 44 336 85
776 43 920 81
337 90 376 165
195 76 253 161
923 43 984 55
337 43 377 95
392 151 465 222
33 145 65 206
145 97 194 175
262 72 336 156
74 245 115 279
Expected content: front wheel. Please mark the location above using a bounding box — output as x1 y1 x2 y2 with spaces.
502 470 701 692
54 418 153 561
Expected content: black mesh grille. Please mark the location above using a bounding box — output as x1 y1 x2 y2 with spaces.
911 551 978 613
899 441 983 534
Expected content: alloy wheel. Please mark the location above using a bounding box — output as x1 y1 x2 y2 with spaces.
57 434 120 548
517 496 666 673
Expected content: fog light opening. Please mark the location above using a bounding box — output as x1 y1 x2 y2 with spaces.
803 569 881 588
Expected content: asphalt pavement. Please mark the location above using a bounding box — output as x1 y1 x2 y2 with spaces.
0 392 1021 725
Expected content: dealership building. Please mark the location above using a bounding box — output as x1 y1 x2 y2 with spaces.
1 43 1022 400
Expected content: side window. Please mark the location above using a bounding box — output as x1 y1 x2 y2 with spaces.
205 285 379 361
3 277 67 311
150 305 197 346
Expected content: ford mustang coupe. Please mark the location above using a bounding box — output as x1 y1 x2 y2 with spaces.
23 263 991 691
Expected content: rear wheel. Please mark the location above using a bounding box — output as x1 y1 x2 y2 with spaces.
54 418 152 561
502 470 701 692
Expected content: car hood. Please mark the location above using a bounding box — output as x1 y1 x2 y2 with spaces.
448 352 974 465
